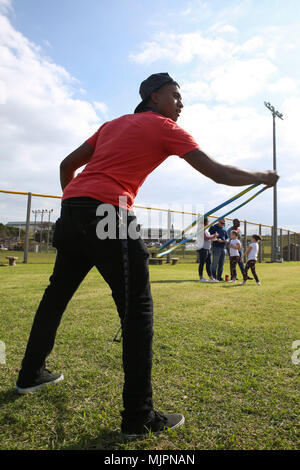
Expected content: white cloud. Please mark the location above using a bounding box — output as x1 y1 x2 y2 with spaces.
93 101 108 116
179 103 270 164
278 186 300 204
130 21 300 230
0 79 6 103
0 12 106 221
181 80 212 102
208 22 237 35
130 31 235 65
208 58 277 104
0 0 12 12
279 96 300 157
180 7 192 16
129 29 279 68
285 172 300 183
268 77 300 95
236 36 264 54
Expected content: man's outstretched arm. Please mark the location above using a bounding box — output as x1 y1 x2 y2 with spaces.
183 148 279 187
60 142 94 191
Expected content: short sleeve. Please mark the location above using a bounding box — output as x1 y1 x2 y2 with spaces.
161 119 199 157
85 123 107 149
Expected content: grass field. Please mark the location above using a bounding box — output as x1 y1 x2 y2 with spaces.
0 257 299 450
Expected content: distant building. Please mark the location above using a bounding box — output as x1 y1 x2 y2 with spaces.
140 227 181 241
6 221 54 231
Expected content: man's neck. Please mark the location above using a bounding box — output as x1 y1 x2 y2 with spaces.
137 105 160 114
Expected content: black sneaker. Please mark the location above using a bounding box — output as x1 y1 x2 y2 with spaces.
121 410 185 438
246 276 253 280
16 368 64 394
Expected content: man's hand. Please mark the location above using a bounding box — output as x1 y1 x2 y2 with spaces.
259 170 279 187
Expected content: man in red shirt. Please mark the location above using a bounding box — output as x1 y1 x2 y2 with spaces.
16 73 278 437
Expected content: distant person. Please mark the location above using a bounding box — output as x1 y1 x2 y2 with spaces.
209 218 228 281
15 72 278 437
228 230 242 283
227 219 251 280
197 217 217 282
242 235 262 286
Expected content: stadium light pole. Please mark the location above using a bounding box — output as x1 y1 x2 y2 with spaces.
264 101 283 262
46 209 53 253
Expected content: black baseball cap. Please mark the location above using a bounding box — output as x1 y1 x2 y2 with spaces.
134 73 178 114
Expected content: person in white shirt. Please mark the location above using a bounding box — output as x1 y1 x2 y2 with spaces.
242 234 262 286
197 217 218 282
228 230 242 282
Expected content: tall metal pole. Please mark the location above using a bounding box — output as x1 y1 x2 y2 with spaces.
166 209 171 264
272 113 278 262
23 192 32 264
264 102 283 262
46 209 53 253
40 210 45 253
32 210 37 240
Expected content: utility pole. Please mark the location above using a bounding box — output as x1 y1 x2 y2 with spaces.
32 210 37 238
40 210 45 253
264 102 283 262
46 209 53 253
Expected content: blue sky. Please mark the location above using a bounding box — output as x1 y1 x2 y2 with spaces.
1 0 300 231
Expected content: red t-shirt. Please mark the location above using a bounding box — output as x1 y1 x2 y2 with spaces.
62 111 199 209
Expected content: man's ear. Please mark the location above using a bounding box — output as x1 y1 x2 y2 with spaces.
150 91 160 105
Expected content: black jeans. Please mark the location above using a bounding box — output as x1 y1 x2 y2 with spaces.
197 248 212 278
19 198 154 419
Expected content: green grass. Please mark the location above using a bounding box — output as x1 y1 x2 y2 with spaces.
0 259 299 450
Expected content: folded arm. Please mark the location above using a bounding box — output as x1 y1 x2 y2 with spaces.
229 241 241 250
242 246 251 259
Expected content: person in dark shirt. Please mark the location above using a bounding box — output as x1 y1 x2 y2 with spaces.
209 218 228 281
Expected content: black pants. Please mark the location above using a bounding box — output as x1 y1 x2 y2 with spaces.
226 247 245 276
243 260 259 283
19 198 154 419
230 256 240 279
197 248 212 278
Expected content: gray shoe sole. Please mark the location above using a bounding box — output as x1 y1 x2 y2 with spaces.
15 374 64 394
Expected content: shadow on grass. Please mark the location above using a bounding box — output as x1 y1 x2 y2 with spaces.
151 280 201 284
151 280 233 285
0 388 23 408
59 429 128 450
221 283 245 288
